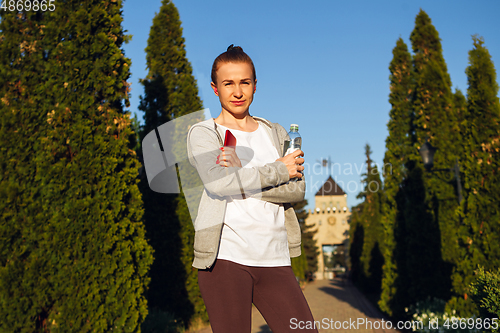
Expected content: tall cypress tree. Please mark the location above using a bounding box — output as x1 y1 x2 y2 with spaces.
356 144 384 297
380 11 461 318
379 38 413 317
348 204 365 285
404 9 456 307
0 1 153 332
449 36 500 316
443 88 467 309
137 0 206 326
454 89 467 152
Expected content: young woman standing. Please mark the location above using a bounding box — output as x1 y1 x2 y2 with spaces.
187 45 317 333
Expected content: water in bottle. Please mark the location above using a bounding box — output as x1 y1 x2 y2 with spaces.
286 124 302 181
286 124 302 156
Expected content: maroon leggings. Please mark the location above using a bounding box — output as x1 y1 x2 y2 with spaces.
198 259 318 333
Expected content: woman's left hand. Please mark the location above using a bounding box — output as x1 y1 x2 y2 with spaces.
216 147 242 167
276 149 305 179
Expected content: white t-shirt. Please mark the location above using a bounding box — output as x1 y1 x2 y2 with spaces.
216 124 291 267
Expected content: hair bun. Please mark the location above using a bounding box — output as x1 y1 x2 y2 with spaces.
227 44 243 52
212 44 255 84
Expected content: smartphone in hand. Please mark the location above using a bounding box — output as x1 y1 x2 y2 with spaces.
224 130 237 147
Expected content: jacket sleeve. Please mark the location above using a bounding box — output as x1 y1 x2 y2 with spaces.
187 124 291 197
254 178 306 203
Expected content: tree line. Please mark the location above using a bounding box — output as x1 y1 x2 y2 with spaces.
1 0 153 331
349 9 500 321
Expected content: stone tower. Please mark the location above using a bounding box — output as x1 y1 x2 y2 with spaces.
306 176 350 280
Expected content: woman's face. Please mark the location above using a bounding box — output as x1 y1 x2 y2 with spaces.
211 62 256 117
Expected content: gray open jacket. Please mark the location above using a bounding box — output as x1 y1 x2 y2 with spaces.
186 116 306 269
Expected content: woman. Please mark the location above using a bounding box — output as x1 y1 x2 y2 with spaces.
187 45 317 333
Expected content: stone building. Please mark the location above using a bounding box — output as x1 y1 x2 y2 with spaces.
306 176 350 280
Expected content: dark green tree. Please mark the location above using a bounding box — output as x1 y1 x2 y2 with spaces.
130 113 142 153
380 11 462 318
454 89 467 150
137 0 206 327
403 9 456 309
470 266 500 327
379 37 413 317
449 36 500 316
348 205 365 285
355 144 384 298
302 221 319 281
0 1 153 332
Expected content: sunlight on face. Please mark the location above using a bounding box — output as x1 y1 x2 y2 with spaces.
212 62 256 117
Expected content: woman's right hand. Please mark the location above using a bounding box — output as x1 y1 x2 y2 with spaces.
217 147 242 168
276 149 304 179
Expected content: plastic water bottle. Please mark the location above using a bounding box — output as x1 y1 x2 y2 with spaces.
286 124 302 181
286 124 302 156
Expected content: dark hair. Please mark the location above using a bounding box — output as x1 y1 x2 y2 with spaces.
211 45 257 84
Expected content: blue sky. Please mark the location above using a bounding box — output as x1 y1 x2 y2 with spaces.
122 0 500 211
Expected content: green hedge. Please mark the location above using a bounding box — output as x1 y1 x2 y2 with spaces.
470 267 500 332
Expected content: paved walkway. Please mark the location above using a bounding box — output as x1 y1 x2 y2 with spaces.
194 277 399 333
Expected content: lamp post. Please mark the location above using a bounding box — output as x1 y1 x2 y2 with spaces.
418 140 463 204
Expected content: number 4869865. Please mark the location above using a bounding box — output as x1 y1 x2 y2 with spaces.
1 0 56 11
443 318 498 330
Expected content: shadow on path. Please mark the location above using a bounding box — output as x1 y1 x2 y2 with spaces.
318 279 380 319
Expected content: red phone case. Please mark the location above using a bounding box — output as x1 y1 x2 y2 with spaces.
224 130 237 147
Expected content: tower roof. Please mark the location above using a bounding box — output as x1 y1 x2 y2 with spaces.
315 176 346 196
